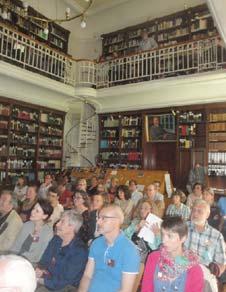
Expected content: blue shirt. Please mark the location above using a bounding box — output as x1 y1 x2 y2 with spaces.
89 233 140 292
39 235 88 290
154 265 187 292
218 197 226 216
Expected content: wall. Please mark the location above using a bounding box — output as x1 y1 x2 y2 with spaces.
26 0 205 59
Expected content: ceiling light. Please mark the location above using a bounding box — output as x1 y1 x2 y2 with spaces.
80 17 87 29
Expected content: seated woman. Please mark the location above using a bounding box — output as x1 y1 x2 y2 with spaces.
115 185 134 228
142 216 204 292
13 176 28 203
11 199 53 265
19 183 38 222
107 176 119 203
166 189 191 221
90 193 108 241
186 182 203 208
124 200 161 261
73 190 92 244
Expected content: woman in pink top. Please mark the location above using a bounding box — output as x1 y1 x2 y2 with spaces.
141 216 204 292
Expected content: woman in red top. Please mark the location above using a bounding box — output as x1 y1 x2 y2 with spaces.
142 216 204 292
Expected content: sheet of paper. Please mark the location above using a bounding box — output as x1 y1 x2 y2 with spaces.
165 173 173 198
138 213 162 244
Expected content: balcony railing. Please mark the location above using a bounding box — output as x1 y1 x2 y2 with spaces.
0 23 225 89
95 37 226 88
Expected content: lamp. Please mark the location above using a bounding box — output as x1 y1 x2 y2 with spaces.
21 0 94 26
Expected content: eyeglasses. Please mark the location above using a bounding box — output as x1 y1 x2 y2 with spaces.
98 215 118 221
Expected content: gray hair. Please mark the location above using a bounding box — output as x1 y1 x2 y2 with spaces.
1 190 18 209
63 210 83 233
0 254 36 292
192 199 211 213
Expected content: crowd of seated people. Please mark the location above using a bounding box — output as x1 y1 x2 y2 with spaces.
0 172 226 291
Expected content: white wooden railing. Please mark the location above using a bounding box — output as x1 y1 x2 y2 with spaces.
0 23 225 88
96 37 226 88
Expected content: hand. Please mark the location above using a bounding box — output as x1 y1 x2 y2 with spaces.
137 220 147 230
151 223 161 235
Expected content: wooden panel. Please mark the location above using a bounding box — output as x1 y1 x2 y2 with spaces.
105 169 172 194
143 141 177 185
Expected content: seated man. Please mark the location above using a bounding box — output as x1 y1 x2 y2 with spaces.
36 210 88 292
0 254 37 291
78 205 140 292
185 199 226 287
0 190 23 252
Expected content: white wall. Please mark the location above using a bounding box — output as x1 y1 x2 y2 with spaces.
25 0 206 59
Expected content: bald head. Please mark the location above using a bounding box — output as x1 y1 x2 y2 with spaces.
101 205 124 225
0 255 37 292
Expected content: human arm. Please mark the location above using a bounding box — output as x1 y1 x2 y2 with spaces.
185 264 204 292
141 251 159 292
43 244 88 290
78 258 95 292
0 212 23 251
119 273 138 292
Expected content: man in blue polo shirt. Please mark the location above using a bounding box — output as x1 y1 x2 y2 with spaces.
78 205 140 292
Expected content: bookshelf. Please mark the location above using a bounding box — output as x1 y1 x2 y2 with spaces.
0 97 65 186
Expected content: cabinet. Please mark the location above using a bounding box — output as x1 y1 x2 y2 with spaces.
0 0 70 53
208 112 226 179
0 97 65 185
178 110 206 149
101 4 216 58
99 113 142 169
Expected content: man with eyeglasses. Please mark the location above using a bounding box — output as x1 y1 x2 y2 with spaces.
78 205 140 292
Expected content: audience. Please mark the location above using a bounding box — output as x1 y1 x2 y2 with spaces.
185 199 226 290
38 174 53 199
129 179 143 207
4 169 226 291
142 216 204 292
186 182 203 208
58 183 73 209
11 199 53 265
13 176 28 203
19 183 38 222
76 179 87 192
0 254 37 292
203 187 222 231
107 176 119 202
90 193 107 240
218 194 226 240
47 186 64 225
0 190 23 252
87 176 98 196
166 189 191 221
186 162 206 193
124 200 160 257
73 190 92 244
36 210 88 291
115 185 134 228
78 205 140 292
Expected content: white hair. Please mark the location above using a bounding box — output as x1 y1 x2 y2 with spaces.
0 254 37 292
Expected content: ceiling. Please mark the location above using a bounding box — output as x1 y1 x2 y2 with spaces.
65 0 131 15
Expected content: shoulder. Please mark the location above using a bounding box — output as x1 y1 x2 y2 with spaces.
146 250 160 265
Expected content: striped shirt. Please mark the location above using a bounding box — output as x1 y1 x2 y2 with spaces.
166 203 191 221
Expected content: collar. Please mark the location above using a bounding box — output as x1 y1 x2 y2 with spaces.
190 221 209 233
104 231 123 247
